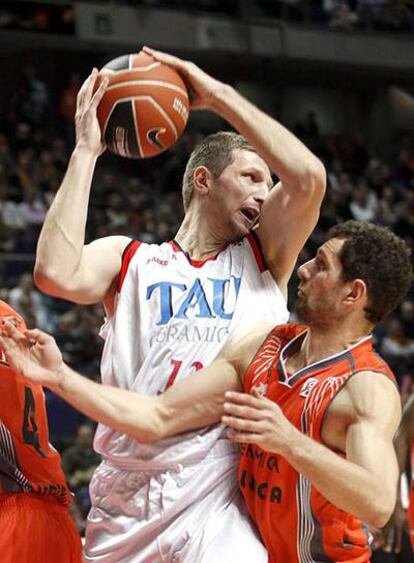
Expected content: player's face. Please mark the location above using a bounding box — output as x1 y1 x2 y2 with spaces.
210 149 272 239
295 238 347 326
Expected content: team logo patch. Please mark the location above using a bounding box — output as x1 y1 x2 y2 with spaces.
299 377 318 398
252 382 268 396
147 127 166 149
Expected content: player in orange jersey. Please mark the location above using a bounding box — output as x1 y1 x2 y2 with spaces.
0 220 412 563
0 300 82 563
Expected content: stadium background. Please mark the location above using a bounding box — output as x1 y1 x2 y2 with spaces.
0 0 413 559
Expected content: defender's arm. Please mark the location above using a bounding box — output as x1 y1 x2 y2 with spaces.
0 322 270 442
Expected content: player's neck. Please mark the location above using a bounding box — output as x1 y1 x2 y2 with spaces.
293 322 371 371
174 211 231 260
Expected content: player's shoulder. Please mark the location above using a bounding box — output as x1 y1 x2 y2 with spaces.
351 339 395 382
88 234 132 253
344 369 401 422
119 239 181 273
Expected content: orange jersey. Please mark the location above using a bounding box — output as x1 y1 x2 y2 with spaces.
241 323 396 563
0 300 71 505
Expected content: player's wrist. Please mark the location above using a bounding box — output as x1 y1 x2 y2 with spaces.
53 361 69 394
209 83 236 115
278 424 307 460
72 143 101 160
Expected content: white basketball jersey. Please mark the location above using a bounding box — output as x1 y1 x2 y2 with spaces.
95 234 289 469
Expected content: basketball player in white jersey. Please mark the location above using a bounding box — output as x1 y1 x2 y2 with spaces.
34 47 326 562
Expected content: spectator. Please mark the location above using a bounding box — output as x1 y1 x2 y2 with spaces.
349 177 378 221
19 64 49 125
8 272 49 330
380 318 414 377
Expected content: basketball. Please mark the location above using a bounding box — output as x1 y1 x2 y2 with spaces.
95 51 190 159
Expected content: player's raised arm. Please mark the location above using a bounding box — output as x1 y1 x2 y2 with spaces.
34 70 130 304
144 47 326 294
0 321 270 441
210 86 326 292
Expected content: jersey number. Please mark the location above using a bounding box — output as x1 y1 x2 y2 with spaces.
22 387 47 458
159 359 204 394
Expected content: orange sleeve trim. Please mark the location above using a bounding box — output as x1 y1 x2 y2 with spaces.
246 232 266 273
117 240 142 293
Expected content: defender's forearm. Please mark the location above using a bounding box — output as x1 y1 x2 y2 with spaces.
54 364 162 443
34 147 98 289
284 430 396 528
211 85 325 189
51 356 241 443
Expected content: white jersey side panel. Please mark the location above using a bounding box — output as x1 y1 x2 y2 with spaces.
95 236 289 469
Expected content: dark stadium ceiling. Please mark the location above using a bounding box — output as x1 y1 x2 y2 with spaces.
2 1 414 87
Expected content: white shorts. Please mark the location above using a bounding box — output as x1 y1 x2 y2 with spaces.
83 448 267 563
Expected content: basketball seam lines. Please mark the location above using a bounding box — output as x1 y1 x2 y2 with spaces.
103 96 178 154
106 80 188 99
131 100 143 159
104 62 161 73
145 96 178 138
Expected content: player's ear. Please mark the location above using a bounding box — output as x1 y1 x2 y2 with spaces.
343 279 367 306
193 166 212 196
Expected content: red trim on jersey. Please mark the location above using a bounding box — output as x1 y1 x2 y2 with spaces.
246 232 266 273
117 240 142 292
169 240 220 268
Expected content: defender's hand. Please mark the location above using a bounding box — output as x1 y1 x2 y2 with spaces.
222 388 298 454
143 46 226 111
75 68 109 156
0 321 64 390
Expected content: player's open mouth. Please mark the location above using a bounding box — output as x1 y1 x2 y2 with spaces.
240 207 259 226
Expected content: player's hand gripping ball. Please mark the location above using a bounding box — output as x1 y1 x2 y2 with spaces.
95 51 189 159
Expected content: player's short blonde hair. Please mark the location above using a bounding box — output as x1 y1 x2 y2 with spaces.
182 131 254 212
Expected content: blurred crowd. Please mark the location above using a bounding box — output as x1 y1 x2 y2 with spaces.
2 0 414 33
1 61 414 548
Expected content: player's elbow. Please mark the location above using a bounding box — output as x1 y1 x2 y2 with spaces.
130 404 171 445
365 494 396 528
367 507 393 529
303 159 326 200
34 263 94 304
292 158 326 207
34 263 66 295
131 428 161 444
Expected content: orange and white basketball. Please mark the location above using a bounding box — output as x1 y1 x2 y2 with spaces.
95 51 189 159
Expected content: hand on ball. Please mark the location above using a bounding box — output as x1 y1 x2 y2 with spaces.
143 46 226 111
75 68 109 156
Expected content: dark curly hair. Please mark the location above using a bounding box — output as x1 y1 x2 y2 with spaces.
327 221 413 324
